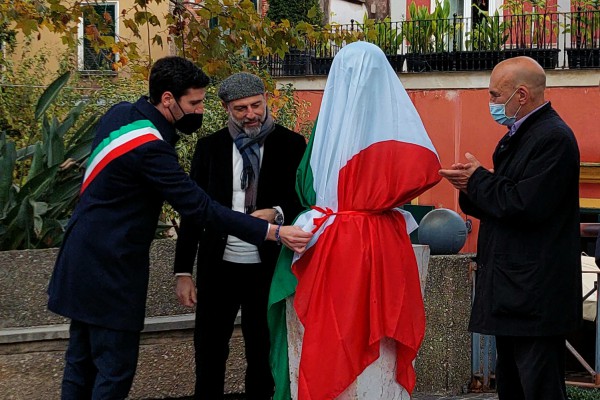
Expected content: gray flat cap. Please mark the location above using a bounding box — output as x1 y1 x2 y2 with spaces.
218 72 265 102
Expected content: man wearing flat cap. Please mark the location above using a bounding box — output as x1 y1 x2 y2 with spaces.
174 72 306 399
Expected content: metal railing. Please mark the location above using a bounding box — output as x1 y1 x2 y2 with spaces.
266 9 600 76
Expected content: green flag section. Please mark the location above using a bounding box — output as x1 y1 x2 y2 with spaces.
268 120 317 400
268 245 296 400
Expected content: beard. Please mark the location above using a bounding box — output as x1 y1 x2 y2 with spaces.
230 112 265 138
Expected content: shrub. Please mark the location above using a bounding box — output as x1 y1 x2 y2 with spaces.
0 46 311 245
267 0 324 26
0 72 97 250
567 386 600 400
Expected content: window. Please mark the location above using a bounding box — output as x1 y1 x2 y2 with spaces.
78 2 118 73
472 0 489 26
434 0 464 18
433 0 502 21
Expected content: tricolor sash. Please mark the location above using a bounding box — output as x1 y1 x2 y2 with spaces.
81 119 163 194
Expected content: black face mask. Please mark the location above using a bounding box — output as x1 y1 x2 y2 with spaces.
170 100 203 134
175 112 203 135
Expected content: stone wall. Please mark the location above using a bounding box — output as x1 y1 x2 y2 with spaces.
0 240 207 400
0 240 474 399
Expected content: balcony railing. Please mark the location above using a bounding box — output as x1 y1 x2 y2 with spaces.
266 9 600 76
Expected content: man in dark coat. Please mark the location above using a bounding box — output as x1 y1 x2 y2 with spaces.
47 58 311 399
440 56 581 400
596 232 600 268
174 72 307 399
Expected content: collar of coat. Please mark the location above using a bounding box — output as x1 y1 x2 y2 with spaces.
135 96 180 146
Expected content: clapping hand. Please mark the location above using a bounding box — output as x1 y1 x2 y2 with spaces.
439 152 486 192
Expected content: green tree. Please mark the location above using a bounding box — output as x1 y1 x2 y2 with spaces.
267 0 324 26
0 0 363 248
0 0 134 68
0 45 146 148
2 0 340 77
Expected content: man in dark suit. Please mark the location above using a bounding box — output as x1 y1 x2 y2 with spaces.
440 56 581 400
174 72 306 399
47 59 311 400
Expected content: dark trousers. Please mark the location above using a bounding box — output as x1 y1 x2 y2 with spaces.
495 335 567 400
194 260 274 400
61 319 140 400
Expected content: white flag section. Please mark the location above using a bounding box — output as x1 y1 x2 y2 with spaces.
268 42 442 400
294 41 439 250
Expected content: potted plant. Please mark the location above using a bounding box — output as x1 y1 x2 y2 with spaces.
360 15 405 72
404 0 454 72
308 22 361 75
267 0 325 76
310 40 335 75
457 8 508 71
564 2 600 68
309 25 339 76
501 0 561 69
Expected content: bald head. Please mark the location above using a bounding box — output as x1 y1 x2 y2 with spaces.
494 56 546 93
489 56 547 120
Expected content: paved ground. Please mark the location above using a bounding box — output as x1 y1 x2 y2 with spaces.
165 393 500 400
413 394 498 400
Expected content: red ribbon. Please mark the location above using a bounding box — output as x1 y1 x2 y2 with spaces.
310 205 385 233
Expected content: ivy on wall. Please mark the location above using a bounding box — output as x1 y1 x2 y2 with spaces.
267 0 325 26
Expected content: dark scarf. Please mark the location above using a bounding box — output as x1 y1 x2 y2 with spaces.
228 109 275 214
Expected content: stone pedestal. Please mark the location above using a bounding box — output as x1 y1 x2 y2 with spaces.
414 254 474 395
286 245 430 400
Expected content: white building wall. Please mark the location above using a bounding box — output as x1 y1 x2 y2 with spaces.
390 0 408 21
329 0 368 25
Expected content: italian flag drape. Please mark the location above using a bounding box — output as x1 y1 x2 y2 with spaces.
267 42 442 400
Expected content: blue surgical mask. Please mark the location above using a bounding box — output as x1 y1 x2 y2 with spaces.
489 89 521 126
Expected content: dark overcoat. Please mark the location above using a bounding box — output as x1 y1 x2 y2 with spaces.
48 97 267 332
459 102 582 336
596 233 600 268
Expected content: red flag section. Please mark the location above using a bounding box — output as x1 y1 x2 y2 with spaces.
292 140 441 399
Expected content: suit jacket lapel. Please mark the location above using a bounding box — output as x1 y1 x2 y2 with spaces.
215 129 235 206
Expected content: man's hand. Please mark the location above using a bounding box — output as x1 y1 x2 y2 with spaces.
439 152 484 192
175 275 197 307
269 225 312 253
251 208 277 223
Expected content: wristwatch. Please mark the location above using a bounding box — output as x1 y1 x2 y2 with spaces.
275 224 282 246
273 207 284 225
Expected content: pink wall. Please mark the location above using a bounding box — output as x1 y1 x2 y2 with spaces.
295 85 600 252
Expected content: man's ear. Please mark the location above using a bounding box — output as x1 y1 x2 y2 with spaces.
161 91 174 108
221 100 229 112
517 86 529 105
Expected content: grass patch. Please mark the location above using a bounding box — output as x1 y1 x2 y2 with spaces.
568 386 600 400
